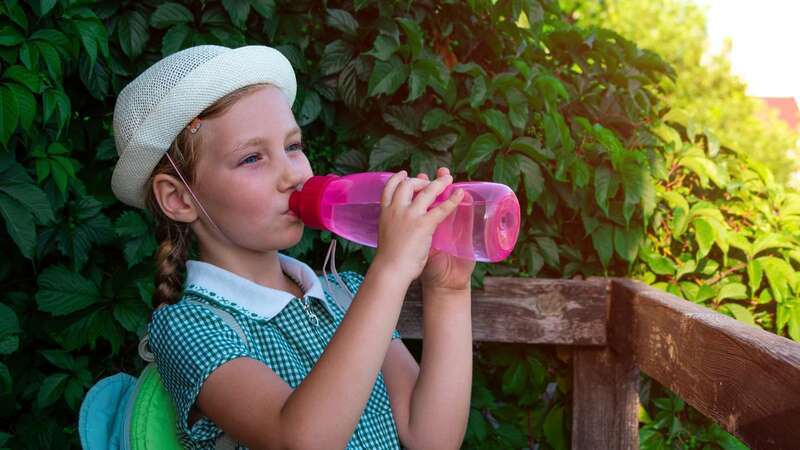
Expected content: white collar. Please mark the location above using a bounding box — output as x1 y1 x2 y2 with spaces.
183 253 333 321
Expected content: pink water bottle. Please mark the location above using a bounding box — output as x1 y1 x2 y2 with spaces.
288 172 520 262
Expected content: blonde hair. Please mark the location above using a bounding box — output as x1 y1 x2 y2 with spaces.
144 83 270 309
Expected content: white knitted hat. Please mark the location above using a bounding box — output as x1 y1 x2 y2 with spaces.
111 45 297 209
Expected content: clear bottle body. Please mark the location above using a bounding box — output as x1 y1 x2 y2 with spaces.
298 172 521 262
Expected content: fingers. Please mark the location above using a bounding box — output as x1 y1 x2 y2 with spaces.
426 187 465 224
381 168 452 210
393 176 429 207
381 170 407 207
411 171 454 213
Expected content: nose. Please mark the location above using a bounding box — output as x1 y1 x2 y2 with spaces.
279 155 310 193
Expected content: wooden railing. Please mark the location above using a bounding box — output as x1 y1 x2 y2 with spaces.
397 278 800 450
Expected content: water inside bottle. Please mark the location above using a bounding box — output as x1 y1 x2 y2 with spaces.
329 200 504 262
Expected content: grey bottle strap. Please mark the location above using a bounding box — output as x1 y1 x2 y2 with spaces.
319 274 355 312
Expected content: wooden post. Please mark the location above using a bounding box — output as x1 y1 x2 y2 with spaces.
572 347 639 449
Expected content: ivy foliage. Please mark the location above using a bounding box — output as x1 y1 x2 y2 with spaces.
0 0 786 447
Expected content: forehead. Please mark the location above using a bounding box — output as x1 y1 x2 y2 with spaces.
201 86 298 155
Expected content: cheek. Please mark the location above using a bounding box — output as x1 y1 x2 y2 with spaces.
198 172 272 215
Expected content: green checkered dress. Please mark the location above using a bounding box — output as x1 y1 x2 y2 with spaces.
148 254 402 449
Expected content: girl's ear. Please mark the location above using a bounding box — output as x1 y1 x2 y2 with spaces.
152 173 199 223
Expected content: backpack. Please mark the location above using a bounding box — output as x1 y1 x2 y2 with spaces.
78 274 354 450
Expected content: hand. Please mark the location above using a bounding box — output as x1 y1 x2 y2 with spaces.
373 168 464 284
417 168 477 294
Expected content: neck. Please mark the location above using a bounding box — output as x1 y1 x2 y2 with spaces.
198 244 289 292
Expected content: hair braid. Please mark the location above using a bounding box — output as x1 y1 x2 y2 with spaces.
143 83 270 309
152 220 190 308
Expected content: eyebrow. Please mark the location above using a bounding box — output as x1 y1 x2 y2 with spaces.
228 127 302 156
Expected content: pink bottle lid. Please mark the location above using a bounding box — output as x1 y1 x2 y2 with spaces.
484 191 520 262
288 175 338 230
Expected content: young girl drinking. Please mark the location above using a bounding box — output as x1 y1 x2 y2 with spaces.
110 45 474 449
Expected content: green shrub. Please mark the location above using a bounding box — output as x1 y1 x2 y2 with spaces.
0 0 788 448
571 0 800 187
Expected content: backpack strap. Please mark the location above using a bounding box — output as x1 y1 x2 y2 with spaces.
184 299 250 351
137 300 249 450
137 300 251 363
319 274 355 312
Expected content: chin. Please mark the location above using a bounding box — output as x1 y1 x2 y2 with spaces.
275 224 306 251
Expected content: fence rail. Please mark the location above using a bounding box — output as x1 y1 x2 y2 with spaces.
396 277 800 450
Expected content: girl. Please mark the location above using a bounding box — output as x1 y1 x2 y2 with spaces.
111 45 474 449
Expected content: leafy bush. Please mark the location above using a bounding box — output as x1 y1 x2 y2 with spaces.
0 0 788 448
571 0 800 186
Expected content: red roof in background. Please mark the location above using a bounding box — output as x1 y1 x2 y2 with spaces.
759 97 800 130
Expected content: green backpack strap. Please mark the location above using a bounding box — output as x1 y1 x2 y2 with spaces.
137 300 249 450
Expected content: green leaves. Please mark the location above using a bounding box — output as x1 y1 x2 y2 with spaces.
114 211 158 268
0 154 54 258
150 3 194 29
544 405 567 450
0 25 24 46
0 86 19 144
619 153 650 225
31 142 78 193
614 225 642 263
117 10 149 58
592 222 614 268
326 9 359 38
480 109 512 144
30 0 58 17
52 196 115 270
0 304 20 354
36 265 101 316
369 135 412 170
37 373 70 409
72 16 110 69
397 18 423 59
492 154 520 189
367 56 409 97
222 0 251 28
161 24 192 56
367 34 399 61
693 218 715 258
462 133 500 174
320 40 354 76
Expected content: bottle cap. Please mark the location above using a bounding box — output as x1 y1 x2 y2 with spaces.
289 175 338 230
484 191 520 262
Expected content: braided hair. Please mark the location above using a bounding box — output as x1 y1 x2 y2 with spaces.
143 83 270 309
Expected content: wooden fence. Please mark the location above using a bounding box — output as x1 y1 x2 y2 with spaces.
397 277 800 449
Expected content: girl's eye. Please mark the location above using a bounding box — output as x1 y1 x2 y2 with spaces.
239 154 261 165
239 143 303 166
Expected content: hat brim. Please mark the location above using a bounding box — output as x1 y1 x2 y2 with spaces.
111 46 297 209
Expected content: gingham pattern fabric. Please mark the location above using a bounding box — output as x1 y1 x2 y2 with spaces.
148 259 402 449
